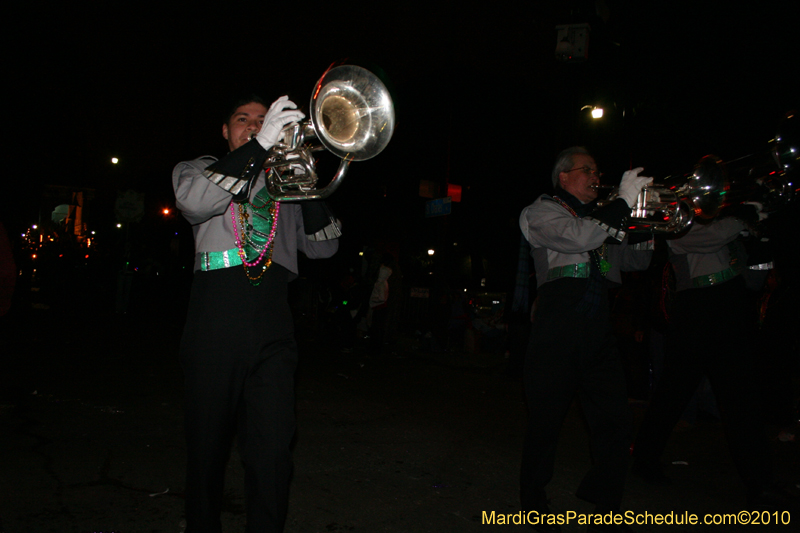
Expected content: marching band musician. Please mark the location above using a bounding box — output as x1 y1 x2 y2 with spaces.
631 199 784 509
173 94 339 533
519 146 653 533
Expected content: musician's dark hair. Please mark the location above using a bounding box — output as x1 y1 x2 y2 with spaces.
552 146 591 188
223 94 269 124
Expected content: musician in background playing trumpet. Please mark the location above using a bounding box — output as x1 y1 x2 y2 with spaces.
519 146 652 533
631 198 787 509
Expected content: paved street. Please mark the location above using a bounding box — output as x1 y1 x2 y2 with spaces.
1 280 798 533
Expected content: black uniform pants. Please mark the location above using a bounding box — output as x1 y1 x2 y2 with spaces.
520 278 632 512
181 264 297 533
633 276 770 497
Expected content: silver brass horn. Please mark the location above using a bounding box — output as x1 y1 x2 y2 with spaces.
597 148 797 234
595 155 729 233
264 65 395 201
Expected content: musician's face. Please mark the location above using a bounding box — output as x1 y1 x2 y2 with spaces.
558 154 599 203
222 101 268 151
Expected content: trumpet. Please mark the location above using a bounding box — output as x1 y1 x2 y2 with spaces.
202 65 395 203
264 65 395 201
595 182 696 233
592 156 726 234
595 151 796 234
590 112 798 234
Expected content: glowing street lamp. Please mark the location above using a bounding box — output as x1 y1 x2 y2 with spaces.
581 105 604 119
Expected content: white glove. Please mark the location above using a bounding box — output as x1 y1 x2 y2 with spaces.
256 96 306 151
617 167 653 208
743 201 769 221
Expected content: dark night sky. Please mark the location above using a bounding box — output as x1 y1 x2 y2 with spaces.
6 0 798 288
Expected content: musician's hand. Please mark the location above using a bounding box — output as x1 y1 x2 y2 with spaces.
618 167 652 208
256 96 306 151
743 201 769 221
648 189 660 204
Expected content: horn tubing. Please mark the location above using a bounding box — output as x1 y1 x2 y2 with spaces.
266 160 350 201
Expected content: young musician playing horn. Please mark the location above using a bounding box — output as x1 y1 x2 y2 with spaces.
173 95 339 533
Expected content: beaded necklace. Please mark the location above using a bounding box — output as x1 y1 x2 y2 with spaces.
230 190 281 286
551 195 610 276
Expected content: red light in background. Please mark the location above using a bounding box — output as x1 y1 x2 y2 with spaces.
447 183 462 202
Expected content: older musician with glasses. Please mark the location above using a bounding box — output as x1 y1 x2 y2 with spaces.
518 146 652 533
173 94 339 533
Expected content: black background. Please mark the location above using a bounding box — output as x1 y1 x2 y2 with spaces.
6 0 798 290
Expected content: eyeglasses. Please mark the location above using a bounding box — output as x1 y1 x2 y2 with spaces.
566 166 602 178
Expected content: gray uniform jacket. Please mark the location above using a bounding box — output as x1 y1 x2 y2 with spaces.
173 156 339 275
519 194 653 288
667 217 745 291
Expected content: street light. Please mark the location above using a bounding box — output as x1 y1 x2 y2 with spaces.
581 105 603 119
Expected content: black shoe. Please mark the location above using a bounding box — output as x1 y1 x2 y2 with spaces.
631 459 671 486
